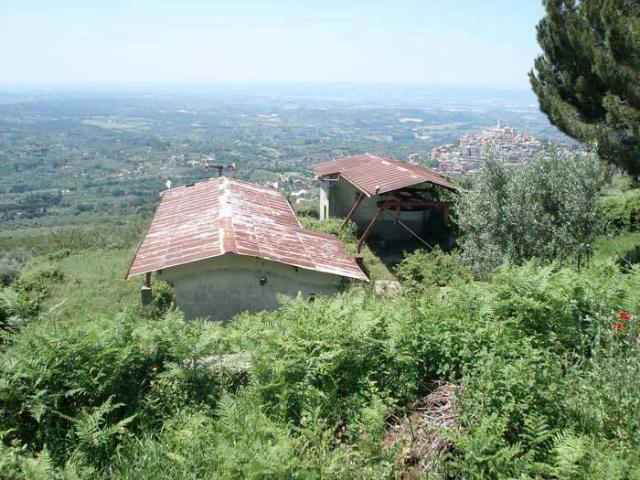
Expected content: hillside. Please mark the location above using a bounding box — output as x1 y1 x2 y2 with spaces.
1 177 640 478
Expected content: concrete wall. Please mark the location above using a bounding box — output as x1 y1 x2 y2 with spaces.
319 181 330 220
322 177 433 241
158 254 341 322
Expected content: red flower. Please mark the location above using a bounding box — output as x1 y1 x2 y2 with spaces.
613 322 625 331
620 311 636 321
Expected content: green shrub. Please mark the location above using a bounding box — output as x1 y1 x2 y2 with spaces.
107 394 393 480
394 247 474 293
294 202 319 218
232 292 423 427
0 310 237 467
298 216 358 251
0 440 57 480
0 251 31 287
601 189 640 233
45 249 71 261
616 245 640 271
0 261 22 288
0 289 30 331
138 280 176 319
458 151 605 276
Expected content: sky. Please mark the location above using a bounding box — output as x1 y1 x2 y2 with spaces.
0 0 546 88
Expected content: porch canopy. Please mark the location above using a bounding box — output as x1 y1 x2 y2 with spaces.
313 153 458 252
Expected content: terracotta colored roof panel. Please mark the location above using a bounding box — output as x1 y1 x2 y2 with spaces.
127 177 367 281
313 153 457 195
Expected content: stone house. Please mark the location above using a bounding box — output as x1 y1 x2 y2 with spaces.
127 177 367 321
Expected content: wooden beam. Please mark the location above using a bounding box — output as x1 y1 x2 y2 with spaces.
341 192 365 230
378 199 454 211
395 218 433 250
357 208 384 253
145 272 151 288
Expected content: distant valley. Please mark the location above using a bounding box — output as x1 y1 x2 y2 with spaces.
0 86 569 229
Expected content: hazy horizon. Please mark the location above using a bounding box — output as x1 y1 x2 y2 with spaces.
2 0 545 89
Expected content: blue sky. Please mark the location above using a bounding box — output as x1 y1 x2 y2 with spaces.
0 1 545 88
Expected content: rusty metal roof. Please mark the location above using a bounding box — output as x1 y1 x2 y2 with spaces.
313 153 457 196
127 177 367 281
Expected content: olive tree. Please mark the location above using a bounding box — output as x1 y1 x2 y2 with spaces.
458 149 605 276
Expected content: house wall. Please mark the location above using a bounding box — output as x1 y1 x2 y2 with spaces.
322 177 432 241
157 254 341 322
319 181 330 220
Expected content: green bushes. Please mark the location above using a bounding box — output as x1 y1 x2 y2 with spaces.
234 293 423 426
0 217 147 258
0 265 63 330
298 216 358 251
601 189 640 233
1 251 640 477
458 151 606 275
395 247 474 293
0 310 241 467
0 251 30 287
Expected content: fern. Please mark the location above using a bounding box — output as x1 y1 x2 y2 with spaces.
551 431 589 478
67 396 136 466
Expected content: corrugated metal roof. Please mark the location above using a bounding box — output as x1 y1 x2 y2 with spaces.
313 153 457 196
127 177 367 281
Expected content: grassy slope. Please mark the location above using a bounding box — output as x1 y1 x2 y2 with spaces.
20 229 637 329
23 248 141 323
594 231 640 261
22 246 393 324
21 254 386 323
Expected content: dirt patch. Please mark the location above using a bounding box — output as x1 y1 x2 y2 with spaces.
384 383 461 478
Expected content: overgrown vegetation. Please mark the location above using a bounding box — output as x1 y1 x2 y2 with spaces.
299 215 395 280
1 223 639 477
458 150 605 275
601 188 640 233
2 146 640 478
395 247 474 294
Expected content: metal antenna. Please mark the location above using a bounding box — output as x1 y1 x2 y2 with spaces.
205 162 238 178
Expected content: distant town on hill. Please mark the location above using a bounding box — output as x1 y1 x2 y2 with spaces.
430 121 581 176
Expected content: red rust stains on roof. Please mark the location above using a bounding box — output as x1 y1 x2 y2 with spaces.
127 177 367 281
313 153 457 196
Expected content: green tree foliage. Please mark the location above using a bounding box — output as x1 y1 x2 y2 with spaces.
530 0 640 177
601 189 640 232
458 151 605 275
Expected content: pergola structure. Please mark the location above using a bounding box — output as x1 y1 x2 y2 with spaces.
352 187 454 253
313 153 457 254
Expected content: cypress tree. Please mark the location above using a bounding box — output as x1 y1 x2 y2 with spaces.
530 0 640 177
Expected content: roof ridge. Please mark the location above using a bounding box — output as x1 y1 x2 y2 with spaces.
218 178 237 253
127 176 367 281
